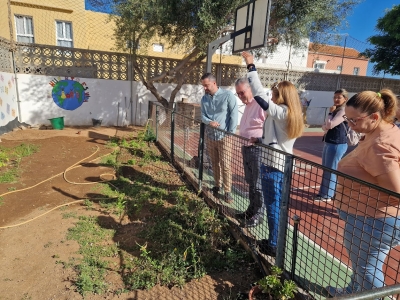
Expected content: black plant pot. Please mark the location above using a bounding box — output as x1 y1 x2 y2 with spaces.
92 118 102 127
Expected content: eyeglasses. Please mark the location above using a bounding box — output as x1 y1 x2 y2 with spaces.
343 113 373 125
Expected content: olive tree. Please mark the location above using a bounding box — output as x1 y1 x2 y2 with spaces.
89 0 361 108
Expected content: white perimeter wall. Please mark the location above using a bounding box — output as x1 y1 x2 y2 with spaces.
13 73 345 128
301 90 357 126
0 72 19 127
17 74 133 127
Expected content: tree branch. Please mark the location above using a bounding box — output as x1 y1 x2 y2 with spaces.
148 48 201 83
168 54 206 107
132 60 169 108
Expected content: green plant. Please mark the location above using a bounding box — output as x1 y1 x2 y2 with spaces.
62 212 78 219
0 168 17 183
83 199 94 209
257 266 297 300
138 126 156 142
13 143 39 157
107 136 120 148
66 216 117 296
75 257 108 295
127 159 136 165
100 153 117 166
0 143 39 183
0 151 9 167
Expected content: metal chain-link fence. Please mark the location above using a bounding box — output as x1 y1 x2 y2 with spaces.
148 101 400 300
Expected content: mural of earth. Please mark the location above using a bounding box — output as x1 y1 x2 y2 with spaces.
52 79 86 110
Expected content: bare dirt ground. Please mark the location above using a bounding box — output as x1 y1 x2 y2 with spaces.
0 126 259 300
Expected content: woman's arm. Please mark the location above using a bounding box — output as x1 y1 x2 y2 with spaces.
324 109 346 130
247 72 287 120
376 169 400 193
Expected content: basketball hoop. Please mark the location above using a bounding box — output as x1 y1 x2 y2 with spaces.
232 0 272 53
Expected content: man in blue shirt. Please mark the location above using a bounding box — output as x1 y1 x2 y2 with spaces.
200 73 238 203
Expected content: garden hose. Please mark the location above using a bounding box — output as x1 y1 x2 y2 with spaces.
0 146 118 229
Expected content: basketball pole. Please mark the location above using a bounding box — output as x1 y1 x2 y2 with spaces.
205 26 252 74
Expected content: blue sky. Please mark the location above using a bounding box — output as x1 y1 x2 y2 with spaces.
341 0 397 42
341 0 399 78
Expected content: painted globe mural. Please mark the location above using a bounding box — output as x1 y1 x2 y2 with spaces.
52 79 86 110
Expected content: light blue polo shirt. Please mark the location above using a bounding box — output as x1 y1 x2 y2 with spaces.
200 88 238 140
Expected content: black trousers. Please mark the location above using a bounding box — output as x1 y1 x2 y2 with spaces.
241 145 264 217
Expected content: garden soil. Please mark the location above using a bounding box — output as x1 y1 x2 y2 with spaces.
0 126 259 300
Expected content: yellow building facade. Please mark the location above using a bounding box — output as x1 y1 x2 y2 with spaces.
0 0 241 64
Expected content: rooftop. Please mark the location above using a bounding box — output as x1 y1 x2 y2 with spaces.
309 42 368 60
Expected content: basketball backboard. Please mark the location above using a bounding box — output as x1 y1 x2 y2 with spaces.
232 0 271 53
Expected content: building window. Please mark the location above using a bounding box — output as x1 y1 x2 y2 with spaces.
353 67 360 76
337 65 342 72
153 43 164 52
15 15 34 43
56 21 73 47
313 60 326 70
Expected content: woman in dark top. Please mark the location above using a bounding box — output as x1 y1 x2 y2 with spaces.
315 89 349 201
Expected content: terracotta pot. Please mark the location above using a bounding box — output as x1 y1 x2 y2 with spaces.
249 285 259 299
249 285 273 300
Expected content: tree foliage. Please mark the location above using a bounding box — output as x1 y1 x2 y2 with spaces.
362 5 400 76
269 0 360 49
93 0 361 107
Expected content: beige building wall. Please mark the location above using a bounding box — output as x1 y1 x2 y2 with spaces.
0 0 241 65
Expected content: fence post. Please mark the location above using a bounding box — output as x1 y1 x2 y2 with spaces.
170 105 175 163
198 123 205 192
155 105 159 142
291 215 301 280
275 154 294 269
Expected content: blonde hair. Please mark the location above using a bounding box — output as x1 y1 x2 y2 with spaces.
346 89 397 123
272 81 304 139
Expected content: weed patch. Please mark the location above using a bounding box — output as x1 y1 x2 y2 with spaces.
63 129 252 297
66 216 118 295
0 143 39 183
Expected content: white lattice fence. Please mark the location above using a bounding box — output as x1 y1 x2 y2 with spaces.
0 37 12 73
13 43 128 80
1 37 399 94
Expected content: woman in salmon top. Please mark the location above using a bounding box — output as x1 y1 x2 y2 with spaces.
326 89 400 297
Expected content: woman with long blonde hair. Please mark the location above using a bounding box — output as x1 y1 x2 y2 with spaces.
242 51 303 257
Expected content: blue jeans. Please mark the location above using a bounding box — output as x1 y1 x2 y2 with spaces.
319 142 348 198
260 164 284 248
338 209 400 293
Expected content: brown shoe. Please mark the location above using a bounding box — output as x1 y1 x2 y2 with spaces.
224 192 233 204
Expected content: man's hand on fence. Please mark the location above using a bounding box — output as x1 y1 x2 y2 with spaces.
249 137 259 144
209 121 220 128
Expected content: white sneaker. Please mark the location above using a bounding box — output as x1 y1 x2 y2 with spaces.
314 195 332 202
